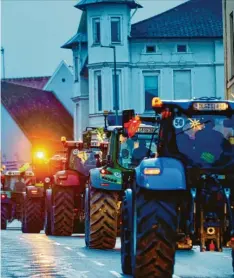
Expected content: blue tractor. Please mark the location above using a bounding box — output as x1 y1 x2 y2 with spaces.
120 97 234 277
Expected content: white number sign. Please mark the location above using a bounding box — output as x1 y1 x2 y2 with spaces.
173 117 185 129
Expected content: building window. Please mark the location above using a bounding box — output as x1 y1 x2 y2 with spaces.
144 74 159 111
230 12 234 77
173 70 191 100
111 17 121 43
112 70 121 110
177 44 187 53
74 57 78 82
93 18 101 44
94 71 102 112
146 45 156 53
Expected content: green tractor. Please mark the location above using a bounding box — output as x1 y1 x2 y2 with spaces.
85 111 159 249
120 97 234 277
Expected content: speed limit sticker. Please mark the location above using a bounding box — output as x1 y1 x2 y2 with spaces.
173 117 185 129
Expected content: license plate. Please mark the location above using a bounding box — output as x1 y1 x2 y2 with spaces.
193 102 228 111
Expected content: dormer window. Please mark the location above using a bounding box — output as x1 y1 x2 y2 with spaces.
93 18 101 44
177 44 187 53
146 45 156 53
111 17 121 43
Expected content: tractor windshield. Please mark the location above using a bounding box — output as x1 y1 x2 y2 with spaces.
118 131 158 169
68 148 101 176
172 114 234 168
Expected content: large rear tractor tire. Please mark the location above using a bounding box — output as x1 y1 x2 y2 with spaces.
88 187 118 249
51 187 74 236
1 204 8 230
22 197 44 233
134 188 178 278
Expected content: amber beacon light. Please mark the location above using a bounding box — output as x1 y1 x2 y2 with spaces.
152 97 163 108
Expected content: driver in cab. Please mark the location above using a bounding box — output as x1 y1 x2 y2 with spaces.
132 140 151 165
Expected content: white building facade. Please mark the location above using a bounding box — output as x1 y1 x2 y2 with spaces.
63 0 224 140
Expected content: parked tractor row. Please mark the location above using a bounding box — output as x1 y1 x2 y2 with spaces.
1 97 234 277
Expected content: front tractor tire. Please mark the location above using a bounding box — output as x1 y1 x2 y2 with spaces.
1 204 8 230
51 187 74 236
22 196 44 233
133 188 178 278
87 187 118 249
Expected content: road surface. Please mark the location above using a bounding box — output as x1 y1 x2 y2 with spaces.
1 224 234 278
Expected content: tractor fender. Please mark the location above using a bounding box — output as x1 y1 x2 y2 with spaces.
26 185 44 198
89 168 102 189
125 189 133 231
53 170 81 187
135 157 186 190
90 168 122 191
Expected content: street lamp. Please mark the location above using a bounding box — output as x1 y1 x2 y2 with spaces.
100 45 118 125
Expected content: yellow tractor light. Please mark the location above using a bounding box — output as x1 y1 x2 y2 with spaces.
35 151 45 159
61 136 66 143
144 168 161 175
152 97 163 108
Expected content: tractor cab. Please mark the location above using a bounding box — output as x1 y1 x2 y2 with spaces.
60 133 109 178
3 170 35 192
151 97 234 172
105 109 160 171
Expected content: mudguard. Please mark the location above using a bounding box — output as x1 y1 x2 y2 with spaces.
125 189 133 231
26 185 44 198
54 170 81 187
135 157 186 190
90 168 122 191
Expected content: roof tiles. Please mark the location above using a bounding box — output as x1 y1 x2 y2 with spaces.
1 82 73 141
131 0 222 38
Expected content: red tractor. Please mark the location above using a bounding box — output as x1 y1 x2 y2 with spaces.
44 134 108 236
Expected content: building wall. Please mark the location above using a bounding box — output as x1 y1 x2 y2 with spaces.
223 0 234 99
1 105 32 166
86 4 131 64
73 5 225 138
44 62 74 115
86 38 224 128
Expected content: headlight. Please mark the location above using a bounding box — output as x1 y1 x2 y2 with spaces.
44 177 50 183
144 168 161 175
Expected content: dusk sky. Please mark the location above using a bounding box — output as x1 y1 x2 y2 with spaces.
1 0 187 78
